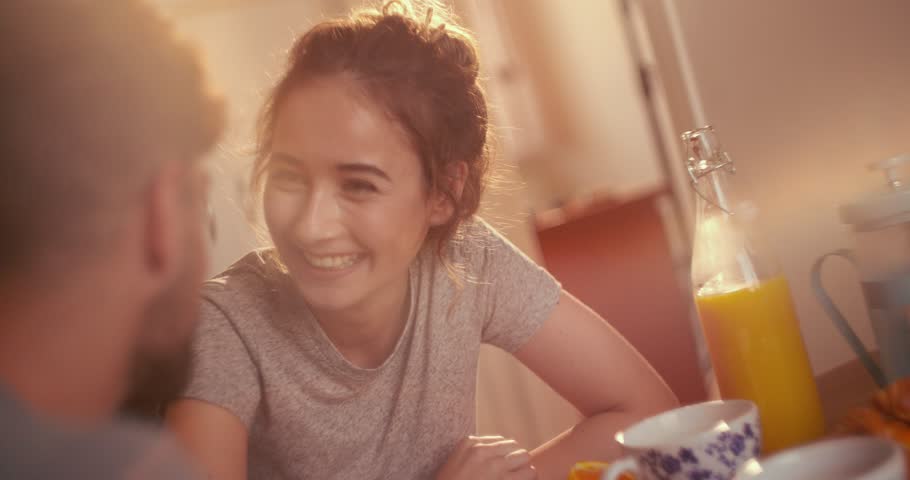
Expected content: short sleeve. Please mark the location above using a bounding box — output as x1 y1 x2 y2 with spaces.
180 298 261 428
469 219 562 352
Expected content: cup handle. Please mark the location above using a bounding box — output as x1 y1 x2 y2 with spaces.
600 457 638 480
811 249 887 387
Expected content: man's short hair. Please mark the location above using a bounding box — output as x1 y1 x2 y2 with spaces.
0 0 225 278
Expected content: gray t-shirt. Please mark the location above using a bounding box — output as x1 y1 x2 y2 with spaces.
0 384 198 479
181 218 561 479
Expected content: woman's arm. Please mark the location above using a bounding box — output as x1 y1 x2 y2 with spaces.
165 399 249 480
513 291 679 480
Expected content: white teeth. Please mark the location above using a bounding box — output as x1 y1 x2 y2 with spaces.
304 253 359 270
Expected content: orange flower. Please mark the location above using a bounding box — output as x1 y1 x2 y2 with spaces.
568 461 635 480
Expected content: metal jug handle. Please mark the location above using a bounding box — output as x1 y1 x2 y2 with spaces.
810 249 888 388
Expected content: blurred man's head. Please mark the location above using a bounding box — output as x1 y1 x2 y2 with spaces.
0 0 224 416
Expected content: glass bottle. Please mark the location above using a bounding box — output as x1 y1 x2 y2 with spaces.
683 126 825 454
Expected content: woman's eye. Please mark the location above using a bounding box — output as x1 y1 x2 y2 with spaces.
270 169 304 184
343 179 378 195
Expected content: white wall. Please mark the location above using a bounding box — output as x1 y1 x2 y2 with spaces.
655 0 910 374
161 0 347 275
497 0 666 207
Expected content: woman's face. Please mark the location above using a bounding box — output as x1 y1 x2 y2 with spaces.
263 77 450 315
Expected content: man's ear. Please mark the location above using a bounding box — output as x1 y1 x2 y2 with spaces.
429 161 468 226
143 162 184 283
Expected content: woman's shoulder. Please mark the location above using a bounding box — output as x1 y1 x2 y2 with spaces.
433 216 537 286
449 216 530 261
448 216 502 257
201 249 286 320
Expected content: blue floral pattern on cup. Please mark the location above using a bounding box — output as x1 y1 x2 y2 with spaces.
636 422 761 480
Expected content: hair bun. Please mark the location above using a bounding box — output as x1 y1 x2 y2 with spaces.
431 29 480 85
378 0 480 85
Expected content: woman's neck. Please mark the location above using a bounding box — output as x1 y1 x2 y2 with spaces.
310 273 411 369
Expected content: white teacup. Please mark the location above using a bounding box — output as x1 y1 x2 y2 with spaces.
603 400 760 480
734 436 907 480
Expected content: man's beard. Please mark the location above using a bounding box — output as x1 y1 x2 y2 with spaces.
120 339 192 421
119 266 199 421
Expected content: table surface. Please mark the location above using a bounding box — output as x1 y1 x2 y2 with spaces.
816 355 881 429
704 354 881 430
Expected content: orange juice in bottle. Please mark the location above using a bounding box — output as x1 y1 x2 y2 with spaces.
683 126 825 454
695 276 825 452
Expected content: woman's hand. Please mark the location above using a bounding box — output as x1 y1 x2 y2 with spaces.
435 435 537 480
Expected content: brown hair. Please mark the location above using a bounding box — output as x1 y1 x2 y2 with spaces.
252 0 490 263
0 0 224 280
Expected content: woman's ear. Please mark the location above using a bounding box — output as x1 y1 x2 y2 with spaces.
428 161 468 226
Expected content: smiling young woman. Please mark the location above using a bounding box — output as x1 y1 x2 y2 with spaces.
164 2 678 479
